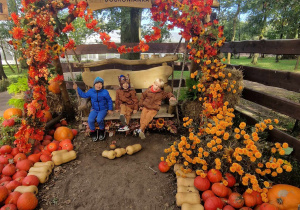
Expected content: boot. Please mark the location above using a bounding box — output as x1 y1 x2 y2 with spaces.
90 130 98 142
98 129 106 141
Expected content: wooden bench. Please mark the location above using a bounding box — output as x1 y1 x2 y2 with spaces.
74 55 178 121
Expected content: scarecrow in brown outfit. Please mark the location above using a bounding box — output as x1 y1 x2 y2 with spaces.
115 74 139 131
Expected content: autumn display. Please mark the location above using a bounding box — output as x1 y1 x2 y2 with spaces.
4 0 299 209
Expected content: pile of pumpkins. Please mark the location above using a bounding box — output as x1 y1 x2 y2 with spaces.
172 165 300 210
0 119 78 210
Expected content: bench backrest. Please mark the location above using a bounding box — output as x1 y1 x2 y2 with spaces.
81 56 177 101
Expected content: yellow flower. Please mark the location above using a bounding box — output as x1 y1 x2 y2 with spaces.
257 163 264 168
203 152 209 157
271 148 276 153
236 156 242 161
228 73 232 77
282 143 288 148
269 125 274 130
279 150 285 155
239 122 246 129
234 128 240 133
235 134 241 139
276 167 283 173
263 181 270 188
274 119 279 124
244 134 250 139
207 143 212 148
212 147 217 152
271 172 278 177
286 166 292 172
241 130 246 135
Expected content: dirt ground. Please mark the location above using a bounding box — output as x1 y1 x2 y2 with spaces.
37 128 180 210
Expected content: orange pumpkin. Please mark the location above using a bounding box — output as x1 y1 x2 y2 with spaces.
3 108 22 119
267 184 300 210
48 81 61 94
43 110 52 122
54 126 74 141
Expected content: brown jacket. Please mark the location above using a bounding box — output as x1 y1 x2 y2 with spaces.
115 88 139 110
139 87 175 111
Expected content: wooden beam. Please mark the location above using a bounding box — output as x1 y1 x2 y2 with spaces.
220 39 300 55
66 43 187 55
62 62 190 72
242 87 300 120
75 55 178 68
228 65 300 93
235 106 300 161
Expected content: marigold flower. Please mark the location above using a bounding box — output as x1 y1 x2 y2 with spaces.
203 152 209 157
271 148 276 153
279 150 285 155
263 181 270 188
234 128 240 133
212 147 217 152
286 166 292 172
269 125 274 130
235 134 241 139
282 143 288 148
274 119 279 124
271 172 277 177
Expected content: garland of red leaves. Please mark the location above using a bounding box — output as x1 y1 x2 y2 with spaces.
10 0 223 153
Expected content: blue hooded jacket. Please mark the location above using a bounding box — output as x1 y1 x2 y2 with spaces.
77 77 113 111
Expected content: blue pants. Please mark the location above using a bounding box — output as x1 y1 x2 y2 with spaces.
88 109 107 131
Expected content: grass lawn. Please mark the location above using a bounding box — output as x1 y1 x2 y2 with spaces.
226 56 299 72
4 65 27 80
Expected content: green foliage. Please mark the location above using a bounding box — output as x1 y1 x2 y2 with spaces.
7 77 29 94
7 77 28 109
184 77 200 101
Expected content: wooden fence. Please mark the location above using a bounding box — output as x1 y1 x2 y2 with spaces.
63 39 300 159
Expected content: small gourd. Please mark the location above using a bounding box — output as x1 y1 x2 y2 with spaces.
114 148 126 158
14 185 39 194
102 150 116 160
29 165 52 175
52 150 77 166
27 171 49 184
34 161 54 169
126 144 142 155
51 150 68 156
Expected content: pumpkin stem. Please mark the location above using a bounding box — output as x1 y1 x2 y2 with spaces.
276 198 283 205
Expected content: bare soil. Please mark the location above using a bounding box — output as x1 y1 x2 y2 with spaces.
37 128 180 210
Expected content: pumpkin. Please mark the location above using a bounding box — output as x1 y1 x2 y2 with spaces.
17 192 38 210
1 204 17 210
158 161 170 173
42 110 52 122
5 191 22 205
228 192 245 208
0 186 9 202
202 190 215 202
212 182 229 198
3 108 22 119
54 126 74 141
194 176 211 191
260 203 279 210
240 207 252 210
267 184 300 210
0 145 12 154
5 181 21 192
223 205 235 210
243 192 257 207
22 175 40 187
251 190 263 205
204 196 224 210
48 81 61 94
225 173 236 187
2 164 16 176
2 119 15 127
207 169 222 183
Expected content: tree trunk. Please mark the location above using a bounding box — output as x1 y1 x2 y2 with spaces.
0 43 15 73
251 53 259 65
295 56 300 71
227 3 240 65
52 58 75 120
0 54 7 80
120 8 141 60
